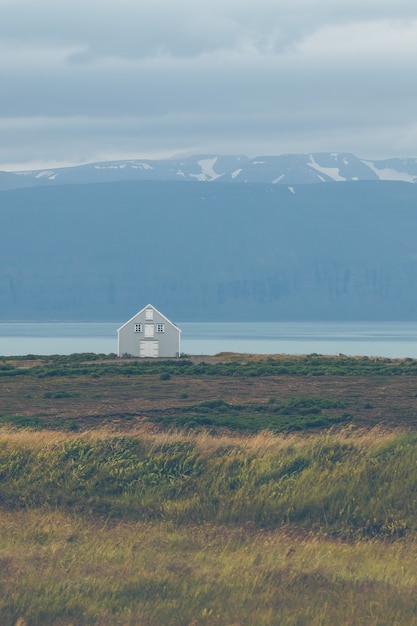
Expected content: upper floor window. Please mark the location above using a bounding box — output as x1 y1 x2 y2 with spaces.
134 323 142 333
157 323 165 333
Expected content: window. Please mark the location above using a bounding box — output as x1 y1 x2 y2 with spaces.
134 323 142 333
145 308 153 321
157 323 165 333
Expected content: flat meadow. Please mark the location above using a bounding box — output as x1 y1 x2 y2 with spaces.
1 353 417 625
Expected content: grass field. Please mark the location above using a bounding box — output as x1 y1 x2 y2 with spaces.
1 353 417 624
2 352 417 432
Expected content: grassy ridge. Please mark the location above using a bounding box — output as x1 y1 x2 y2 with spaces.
0 427 415 538
3 352 417 378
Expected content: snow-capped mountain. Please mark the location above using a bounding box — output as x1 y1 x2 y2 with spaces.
2 152 417 190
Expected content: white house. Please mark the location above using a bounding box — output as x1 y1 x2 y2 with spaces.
117 304 181 357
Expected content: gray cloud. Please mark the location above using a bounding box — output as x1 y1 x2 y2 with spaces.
3 1 417 58
1 1 417 168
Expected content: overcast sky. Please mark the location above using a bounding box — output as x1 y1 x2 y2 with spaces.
1 0 417 170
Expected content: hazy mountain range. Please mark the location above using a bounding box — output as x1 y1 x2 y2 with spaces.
1 176 417 322
1 152 417 190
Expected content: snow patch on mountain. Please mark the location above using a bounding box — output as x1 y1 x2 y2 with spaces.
307 155 346 182
362 161 417 183
130 162 154 171
35 170 57 180
93 161 154 171
190 157 222 181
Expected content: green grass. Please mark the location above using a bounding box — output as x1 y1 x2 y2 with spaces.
151 397 352 432
0 415 47 429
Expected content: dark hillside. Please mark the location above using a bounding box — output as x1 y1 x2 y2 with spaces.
1 180 417 320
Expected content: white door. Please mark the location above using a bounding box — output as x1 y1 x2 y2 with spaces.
140 340 159 357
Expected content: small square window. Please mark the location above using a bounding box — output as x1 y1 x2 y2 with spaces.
157 323 165 333
134 323 142 333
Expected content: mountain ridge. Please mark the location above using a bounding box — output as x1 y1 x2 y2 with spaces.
2 152 417 191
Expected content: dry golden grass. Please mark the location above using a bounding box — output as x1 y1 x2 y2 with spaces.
1 505 417 625
0 422 402 461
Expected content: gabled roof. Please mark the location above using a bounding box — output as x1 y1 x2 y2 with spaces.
117 304 181 333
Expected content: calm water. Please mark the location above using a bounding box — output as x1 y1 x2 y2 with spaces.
1 321 417 358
